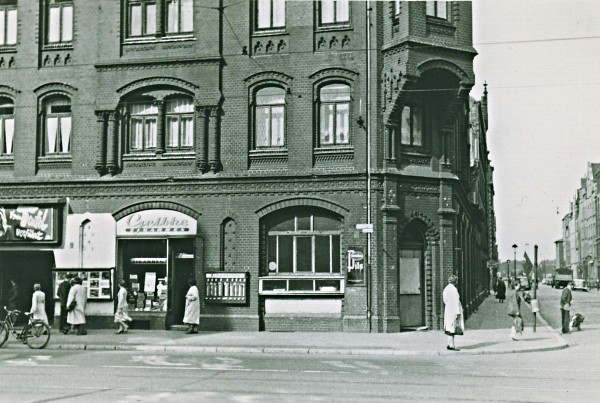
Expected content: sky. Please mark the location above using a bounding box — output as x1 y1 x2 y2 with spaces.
470 0 600 262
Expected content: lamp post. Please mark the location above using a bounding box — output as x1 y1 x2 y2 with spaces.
512 244 518 285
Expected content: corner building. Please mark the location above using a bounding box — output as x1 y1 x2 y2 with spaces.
0 1 496 332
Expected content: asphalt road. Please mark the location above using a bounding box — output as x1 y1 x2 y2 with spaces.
1 347 600 402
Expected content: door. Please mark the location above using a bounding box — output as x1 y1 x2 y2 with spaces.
168 238 195 327
399 249 424 328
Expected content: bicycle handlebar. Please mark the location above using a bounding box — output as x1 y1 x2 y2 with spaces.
3 306 31 316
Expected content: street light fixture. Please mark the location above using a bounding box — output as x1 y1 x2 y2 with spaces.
512 244 518 285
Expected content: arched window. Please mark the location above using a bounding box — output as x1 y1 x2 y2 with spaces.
129 100 158 152
43 95 71 154
265 209 341 274
0 97 14 155
319 83 350 146
165 96 194 150
255 87 285 148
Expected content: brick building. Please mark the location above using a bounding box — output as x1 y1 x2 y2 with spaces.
0 0 496 332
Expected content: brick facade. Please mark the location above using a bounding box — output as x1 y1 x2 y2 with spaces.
0 1 496 332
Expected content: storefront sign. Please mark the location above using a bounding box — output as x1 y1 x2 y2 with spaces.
0 206 57 243
347 246 365 285
117 209 197 236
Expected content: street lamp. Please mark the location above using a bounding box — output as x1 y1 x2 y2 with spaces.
512 244 518 284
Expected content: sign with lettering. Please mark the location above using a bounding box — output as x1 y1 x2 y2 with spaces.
347 246 365 285
0 206 57 243
116 209 197 237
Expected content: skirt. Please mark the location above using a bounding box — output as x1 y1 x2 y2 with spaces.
114 309 132 323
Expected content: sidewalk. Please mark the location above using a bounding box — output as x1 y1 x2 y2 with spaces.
7 293 568 356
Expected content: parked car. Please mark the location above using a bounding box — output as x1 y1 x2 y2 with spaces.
573 279 589 291
518 276 531 290
543 273 555 286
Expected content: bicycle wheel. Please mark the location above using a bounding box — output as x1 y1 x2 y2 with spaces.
0 322 9 348
24 321 51 349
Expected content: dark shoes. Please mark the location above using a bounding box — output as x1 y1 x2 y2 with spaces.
447 346 459 351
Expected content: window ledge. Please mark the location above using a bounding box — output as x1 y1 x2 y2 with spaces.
316 24 353 33
123 35 196 45
162 151 195 159
123 152 157 161
252 29 288 37
0 155 14 165
43 43 73 51
0 46 16 54
39 154 72 163
249 149 288 158
314 146 354 155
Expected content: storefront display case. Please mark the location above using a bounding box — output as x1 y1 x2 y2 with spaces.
53 269 113 300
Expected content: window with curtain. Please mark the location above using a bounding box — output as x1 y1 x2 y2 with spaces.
320 0 349 25
0 98 14 155
255 87 285 148
166 0 193 34
165 96 194 150
256 0 285 30
400 106 423 147
129 101 158 152
319 84 351 146
43 96 72 154
0 1 17 46
426 1 447 19
128 0 157 37
47 0 73 44
266 210 341 274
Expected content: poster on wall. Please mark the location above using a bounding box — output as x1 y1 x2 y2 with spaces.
347 246 365 285
53 270 113 300
0 206 58 243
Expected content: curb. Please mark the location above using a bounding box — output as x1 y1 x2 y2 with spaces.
49 342 568 356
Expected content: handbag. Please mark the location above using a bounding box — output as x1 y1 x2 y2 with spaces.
454 315 464 335
67 300 76 312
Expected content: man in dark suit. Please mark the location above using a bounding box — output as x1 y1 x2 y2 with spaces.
560 281 574 334
57 274 73 334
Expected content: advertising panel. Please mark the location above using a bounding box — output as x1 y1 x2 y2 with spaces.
0 206 58 243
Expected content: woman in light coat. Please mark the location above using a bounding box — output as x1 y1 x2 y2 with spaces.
183 278 200 334
66 276 87 335
30 283 48 325
443 274 464 351
114 279 132 334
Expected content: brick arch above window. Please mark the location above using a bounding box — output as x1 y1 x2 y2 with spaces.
255 196 349 218
416 59 472 85
309 67 358 84
33 82 77 97
244 71 293 89
117 76 199 99
112 201 201 221
0 85 20 99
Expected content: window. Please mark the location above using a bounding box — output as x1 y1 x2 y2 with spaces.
400 106 422 146
255 87 285 148
320 0 349 25
0 98 14 155
319 84 350 146
426 1 447 19
47 0 73 44
166 0 193 34
394 0 400 16
257 0 285 30
128 0 157 37
43 96 72 154
129 101 157 152
165 97 194 150
0 1 17 46
266 211 341 274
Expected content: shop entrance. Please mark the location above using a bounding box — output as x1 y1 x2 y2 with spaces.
398 221 426 329
0 251 55 324
117 238 194 329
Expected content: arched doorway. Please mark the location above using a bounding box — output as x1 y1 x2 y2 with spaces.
398 221 426 329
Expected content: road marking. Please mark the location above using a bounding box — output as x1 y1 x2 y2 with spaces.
131 355 190 366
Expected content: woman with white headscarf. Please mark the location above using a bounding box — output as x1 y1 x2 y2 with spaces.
30 283 48 325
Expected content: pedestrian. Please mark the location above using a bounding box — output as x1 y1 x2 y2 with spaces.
29 283 48 325
496 277 506 303
57 273 73 334
114 279 132 334
443 274 463 351
507 282 522 340
560 281 574 334
183 278 200 334
66 276 87 335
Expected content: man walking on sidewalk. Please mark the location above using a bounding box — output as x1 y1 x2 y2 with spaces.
560 281 574 334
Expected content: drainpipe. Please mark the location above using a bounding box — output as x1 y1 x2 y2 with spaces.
366 0 372 333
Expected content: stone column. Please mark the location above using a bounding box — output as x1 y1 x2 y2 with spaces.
195 106 209 172
154 99 165 154
208 107 221 173
94 111 107 175
106 111 119 175
156 0 165 36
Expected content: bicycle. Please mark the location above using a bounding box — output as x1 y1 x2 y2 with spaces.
0 306 51 349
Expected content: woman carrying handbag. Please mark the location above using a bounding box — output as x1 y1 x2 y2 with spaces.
443 274 464 351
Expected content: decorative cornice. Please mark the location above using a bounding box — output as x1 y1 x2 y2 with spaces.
94 57 221 72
